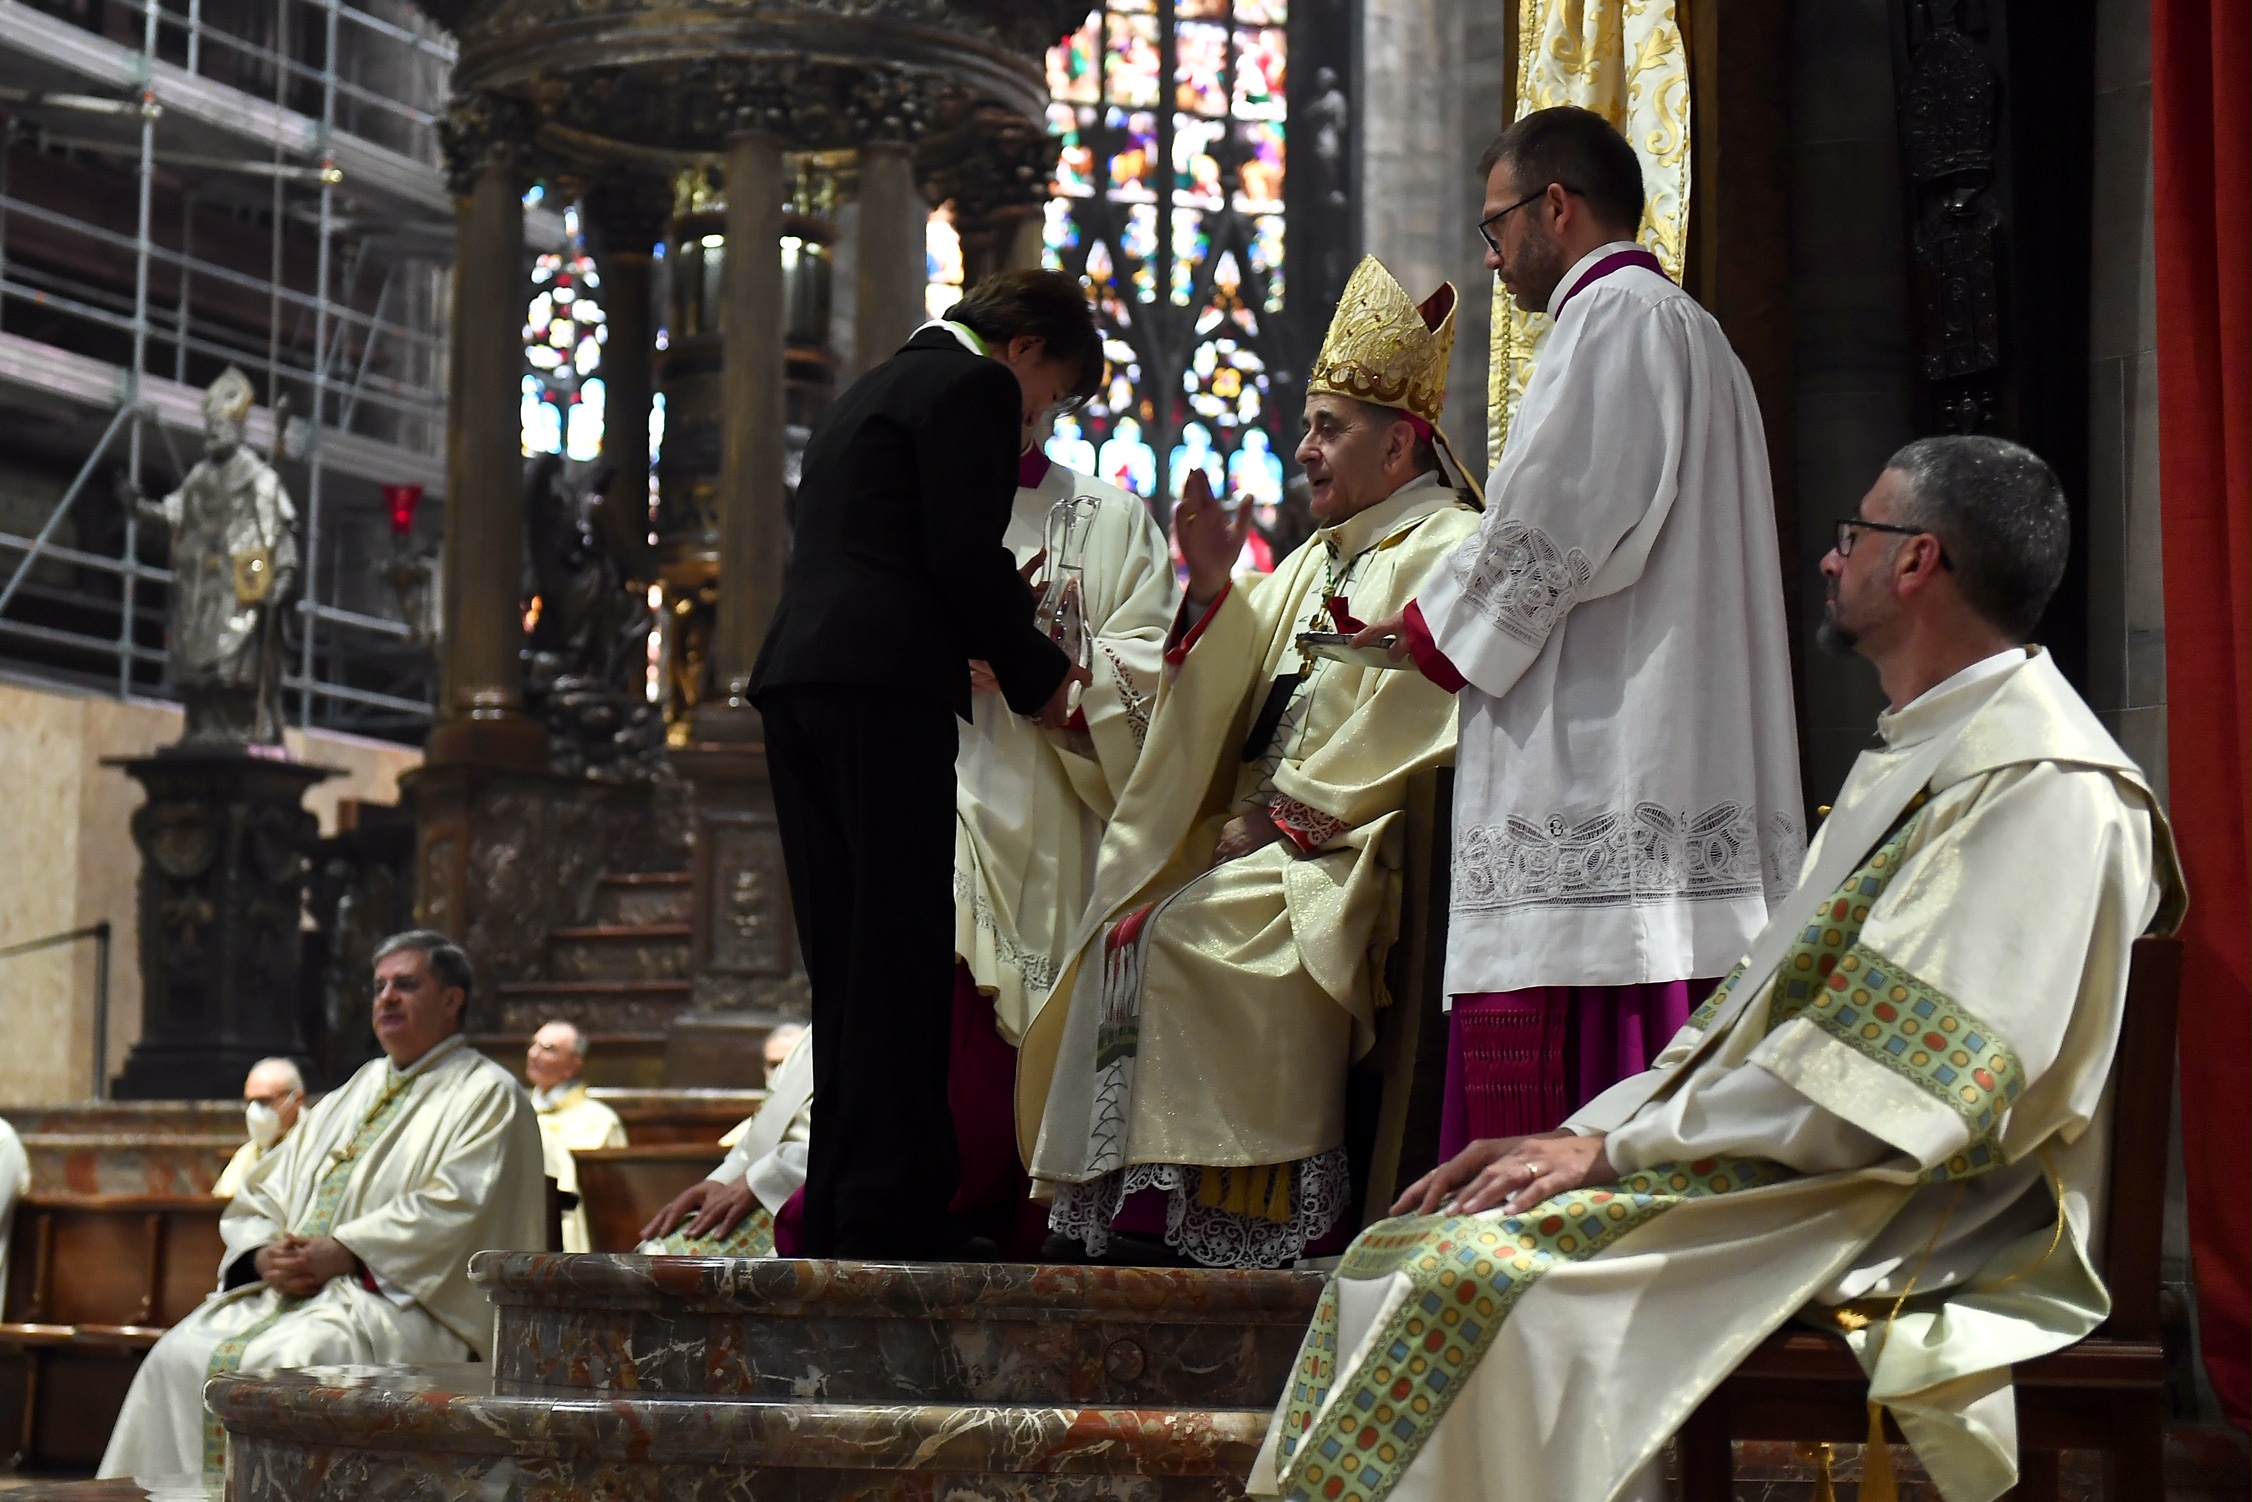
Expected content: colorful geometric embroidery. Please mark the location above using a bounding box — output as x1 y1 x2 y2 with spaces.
1683 803 1927 1037
1273 1157 1795 1502
646 1204 777 1259
201 1070 420 1478
1803 943 2023 1158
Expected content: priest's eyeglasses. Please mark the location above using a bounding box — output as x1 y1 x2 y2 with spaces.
1477 186 1568 253
1834 518 1953 568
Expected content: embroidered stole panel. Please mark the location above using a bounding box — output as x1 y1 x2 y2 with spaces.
1273 1158 1795 1502
201 1071 420 1475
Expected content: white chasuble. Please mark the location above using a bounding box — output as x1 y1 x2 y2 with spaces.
1419 241 1805 996
1021 475 1481 1266
533 1083 626 1253
956 462 1177 1041
1248 649 2183 1502
98 1035 548 1479
639 1027 816 1259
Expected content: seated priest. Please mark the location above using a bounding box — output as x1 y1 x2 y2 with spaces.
100 930 548 1480
0 1117 24 1296
1247 437 2183 1502
526 1020 627 1252
638 1024 815 1257
1021 256 1483 1269
214 1057 306 1197
949 422 1176 1250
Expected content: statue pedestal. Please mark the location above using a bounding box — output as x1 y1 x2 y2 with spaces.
106 747 335 1101
666 739 806 1087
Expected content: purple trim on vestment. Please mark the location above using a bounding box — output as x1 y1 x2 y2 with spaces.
1554 246 1669 316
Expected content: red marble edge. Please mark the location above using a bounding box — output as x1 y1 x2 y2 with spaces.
467 1252 1327 1321
205 1370 1277 1474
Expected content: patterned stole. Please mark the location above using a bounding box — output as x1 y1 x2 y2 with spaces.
1273 1158 1795 1502
199 1069 421 1476
646 1204 777 1259
1271 796 2038 1502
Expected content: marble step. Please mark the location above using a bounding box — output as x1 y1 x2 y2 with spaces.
546 922 693 981
594 870 694 927
491 976 696 1033
472 1253 1325 1409
208 1363 1272 1502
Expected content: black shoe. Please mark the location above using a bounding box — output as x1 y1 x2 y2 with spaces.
1040 1232 1096 1265
1092 1231 1193 1268
924 1233 1001 1263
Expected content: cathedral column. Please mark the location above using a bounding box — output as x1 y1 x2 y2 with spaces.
853 141 924 374
697 130 788 740
584 173 670 584
430 107 544 769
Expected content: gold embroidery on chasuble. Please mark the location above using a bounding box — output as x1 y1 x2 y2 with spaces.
201 1071 419 1476
1273 1158 1796 1502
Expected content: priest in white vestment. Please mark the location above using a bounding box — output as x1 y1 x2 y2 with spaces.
525 1020 627 1253
638 1024 816 1258
100 931 547 1480
1361 107 1804 1148
950 443 1175 1249
1258 438 2184 1502
213 1058 306 1198
1021 257 1483 1268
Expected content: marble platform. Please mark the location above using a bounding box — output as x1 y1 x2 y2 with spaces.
204 1363 1272 1502
476 1253 1326 1407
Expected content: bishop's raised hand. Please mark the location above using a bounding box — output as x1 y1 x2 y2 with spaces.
1172 470 1250 609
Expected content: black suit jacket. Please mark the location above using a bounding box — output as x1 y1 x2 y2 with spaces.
749 326 1071 720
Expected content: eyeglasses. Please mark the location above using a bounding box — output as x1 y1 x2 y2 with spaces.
1834 517 1953 569
1477 186 1564 253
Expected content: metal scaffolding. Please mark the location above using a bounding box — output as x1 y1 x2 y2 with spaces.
0 0 525 739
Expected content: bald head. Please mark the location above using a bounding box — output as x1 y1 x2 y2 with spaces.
526 1020 588 1092
763 1023 806 1087
243 1057 305 1142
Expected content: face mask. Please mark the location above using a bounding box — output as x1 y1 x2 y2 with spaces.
245 1100 285 1150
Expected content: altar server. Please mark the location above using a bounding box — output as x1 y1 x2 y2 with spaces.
1260 438 2182 1502
1361 105 1804 1146
100 931 546 1480
1022 258 1481 1268
950 443 1176 1245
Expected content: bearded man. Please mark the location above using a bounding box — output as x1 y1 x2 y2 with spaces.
1256 438 2182 1502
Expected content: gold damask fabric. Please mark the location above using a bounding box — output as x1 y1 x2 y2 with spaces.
1488 0 1692 454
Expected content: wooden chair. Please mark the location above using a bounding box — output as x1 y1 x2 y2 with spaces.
571 1144 725 1253
1679 934 2184 1502
0 1192 226 1469
1357 767 1454 1224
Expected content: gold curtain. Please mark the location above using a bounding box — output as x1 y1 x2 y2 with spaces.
1487 0 1693 457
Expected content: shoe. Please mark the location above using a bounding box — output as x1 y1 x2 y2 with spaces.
1093 1231 1193 1268
1040 1232 1096 1265
924 1233 1001 1263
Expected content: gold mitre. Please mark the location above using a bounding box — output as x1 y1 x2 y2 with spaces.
202 365 256 425
1307 256 1457 426
1306 256 1482 505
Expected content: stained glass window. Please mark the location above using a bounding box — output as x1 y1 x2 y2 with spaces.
521 206 608 460
1042 0 1289 533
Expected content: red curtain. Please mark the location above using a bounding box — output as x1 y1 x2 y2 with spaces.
2152 0 2250 1430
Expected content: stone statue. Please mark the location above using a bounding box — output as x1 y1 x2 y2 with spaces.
121 366 300 745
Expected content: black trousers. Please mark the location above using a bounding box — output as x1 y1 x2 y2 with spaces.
759 684 963 1257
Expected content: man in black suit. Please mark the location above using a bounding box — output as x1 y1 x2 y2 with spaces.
750 270 1101 1258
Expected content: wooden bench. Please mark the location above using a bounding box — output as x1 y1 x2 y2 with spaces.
585 1088 766 1146
571 1144 726 1253
1680 934 2183 1502
0 1193 227 1469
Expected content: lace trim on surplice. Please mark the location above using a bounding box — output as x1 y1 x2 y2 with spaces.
1446 516 1594 648
1046 1148 1350 1269
1453 802 1806 913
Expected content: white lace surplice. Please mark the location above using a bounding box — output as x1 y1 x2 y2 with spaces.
1417 242 1807 995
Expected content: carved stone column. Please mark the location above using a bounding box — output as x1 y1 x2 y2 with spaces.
431 96 544 770
854 141 925 373
583 172 673 585
918 102 1060 287
697 131 789 740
